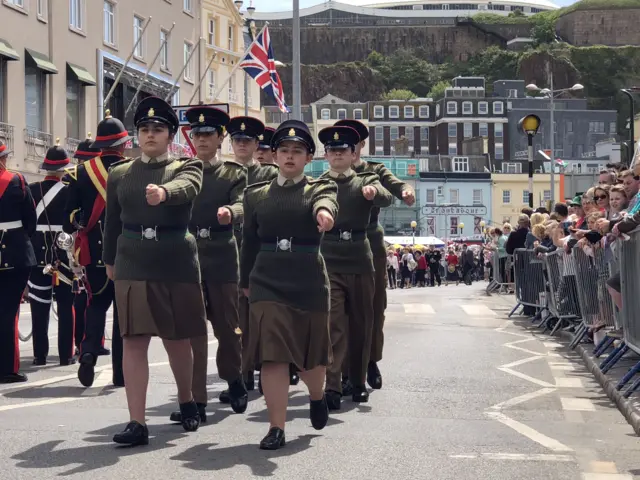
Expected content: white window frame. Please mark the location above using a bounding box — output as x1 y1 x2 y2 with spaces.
183 41 194 81
426 216 436 236
389 106 400 118
207 69 216 99
473 189 482 205
437 186 443 196
493 101 504 115
543 190 551 202
337 108 347 120
103 1 116 46
503 163 522 174
448 143 457 155
6 0 25 8
463 123 472 138
321 108 330 120
404 105 414 118
419 105 429 118
207 18 216 46
502 190 511 204
426 189 436 204
390 126 399 141
452 157 469 173
479 123 488 137
462 101 473 115
160 30 170 71
450 189 459 204
610 122 617 134
446 101 457 115
375 126 383 141
133 15 145 59
495 123 503 138
37 0 46 19
228 24 234 51
508 89 518 98
448 123 457 138
495 143 504 160
405 126 414 141
69 0 85 32
522 190 530 204
183 0 192 14
420 126 429 145
478 102 488 115
374 105 384 118
353 109 363 120
450 216 459 235
228 72 237 102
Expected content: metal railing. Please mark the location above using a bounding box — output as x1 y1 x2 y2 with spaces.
23 128 52 160
512 249 546 308
0 122 14 153
620 230 640 355
66 137 82 157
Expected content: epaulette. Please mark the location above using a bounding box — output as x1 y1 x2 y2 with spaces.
108 157 133 170
265 163 279 170
224 160 244 168
357 171 379 179
363 159 383 166
64 165 78 181
245 180 270 192
307 177 333 185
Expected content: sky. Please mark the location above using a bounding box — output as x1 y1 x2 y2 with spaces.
257 0 578 12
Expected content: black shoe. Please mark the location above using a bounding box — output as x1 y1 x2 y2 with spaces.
179 400 201 432
32 357 46 366
113 421 149 446
352 385 369 403
245 371 255 391
228 378 249 414
259 427 286 450
310 396 329 430
112 373 125 387
219 389 231 404
169 402 207 423
77 353 95 387
0 372 28 384
341 377 354 396
289 364 300 386
367 362 382 390
325 390 341 411
98 347 110 356
60 357 77 366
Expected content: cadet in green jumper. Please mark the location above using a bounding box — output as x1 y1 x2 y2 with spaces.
319 125 393 411
168 106 248 425
103 97 206 446
241 120 338 450
335 119 415 391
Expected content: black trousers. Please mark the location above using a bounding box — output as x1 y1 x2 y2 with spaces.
28 268 75 362
73 290 87 349
0 268 30 376
79 266 123 383
429 266 441 286
387 267 396 288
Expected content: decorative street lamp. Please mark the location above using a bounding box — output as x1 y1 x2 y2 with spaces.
518 114 541 208
459 222 465 236
411 220 417 246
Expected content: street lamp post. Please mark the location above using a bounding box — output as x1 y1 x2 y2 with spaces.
240 2 256 117
411 220 417 246
526 80 584 205
292 0 302 120
620 87 640 166
518 114 541 208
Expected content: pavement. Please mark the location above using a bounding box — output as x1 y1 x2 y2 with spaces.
3 284 640 480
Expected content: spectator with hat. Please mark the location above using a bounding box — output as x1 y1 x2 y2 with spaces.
103 96 206 446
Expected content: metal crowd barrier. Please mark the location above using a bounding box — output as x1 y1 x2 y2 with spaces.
486 253 512 295
513 249 545 308
574 247 616 329
620 230 640 355
542 249 581 329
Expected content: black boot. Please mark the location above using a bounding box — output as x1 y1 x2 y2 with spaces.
245 370 255 391
77 353 95 387
98 346 110 356
219 390 231 404
367 362 382 390
0 372 28 384
228 378 249 414
179 400 201 432
259 427 286 450
341 377 354 396
169 402 207 423
352 384 369 403
289 364 300 386
310 395 329 430
325 390 341 411
33 357 46 366
113 421 149 446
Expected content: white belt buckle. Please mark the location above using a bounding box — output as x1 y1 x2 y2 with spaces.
277 238 292 252
142 227 157 241
340 230 352 241
198 228 210 239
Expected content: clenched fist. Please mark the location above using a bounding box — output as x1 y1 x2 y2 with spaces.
146 184 166 206
402 189 416 206
217 207 232 225
316 209 335 232
106 264 115 281
362 185 377 201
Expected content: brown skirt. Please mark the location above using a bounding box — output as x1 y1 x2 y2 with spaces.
248 301 331 371
115 280 206 340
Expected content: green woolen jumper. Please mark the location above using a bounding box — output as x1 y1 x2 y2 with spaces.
240 177 339 313
103 156 203 283
320 171 393 274
190 160 246 283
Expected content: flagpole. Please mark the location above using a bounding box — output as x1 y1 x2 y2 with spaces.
187 51 218 105
211 22 269 102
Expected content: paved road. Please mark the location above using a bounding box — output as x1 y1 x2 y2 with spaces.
3 285 640 480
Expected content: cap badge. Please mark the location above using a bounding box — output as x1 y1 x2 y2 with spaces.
258 134 264 141
148 108 155 117
288 128 296 137
199 114 205 123
333 132 340 141
240 123 246 131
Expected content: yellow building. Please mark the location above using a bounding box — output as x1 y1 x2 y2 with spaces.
491 174 564 227
200 0 262 160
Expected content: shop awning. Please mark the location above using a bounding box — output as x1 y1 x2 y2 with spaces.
25 48 58 74
67 62 96 86
0 38 19 61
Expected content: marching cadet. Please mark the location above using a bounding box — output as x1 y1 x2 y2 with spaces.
103 96 206 445
168 105 248 424
64 111 129 388
27 141 75 366
240 120 338 450
319 125 393 410
70 134 101 351
254 127 276 165
335 119 415 391
227 116 277 391
0 140 37 383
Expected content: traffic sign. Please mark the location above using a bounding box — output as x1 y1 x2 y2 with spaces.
173 103 230 126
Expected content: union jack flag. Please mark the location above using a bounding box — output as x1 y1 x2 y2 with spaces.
239 27 289 113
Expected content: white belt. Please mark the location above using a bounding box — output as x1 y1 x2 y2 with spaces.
0 220 23 231
36 225 63 232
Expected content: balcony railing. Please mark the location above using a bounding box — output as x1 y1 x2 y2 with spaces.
0 122 15 154
228 91 238 104
66 137 82 160
24 128 52 161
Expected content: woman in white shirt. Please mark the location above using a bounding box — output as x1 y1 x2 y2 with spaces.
387 250 399 289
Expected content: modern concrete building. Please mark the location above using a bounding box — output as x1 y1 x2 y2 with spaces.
0 0 261 178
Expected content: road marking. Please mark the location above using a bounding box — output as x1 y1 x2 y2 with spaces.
403 304 435 314
501 356 545 369
81 369 112 397
495 328 532 339
449 454 477 459
0 397 89 411
555 378 584 388
461 304 496 316
497 367 555 388
482 453 574 462
550 365 576 372
582 474 633 480
490 388 556 410
561 397 596 412
543 342 563 349
588 462 618 474
486 411 573 452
